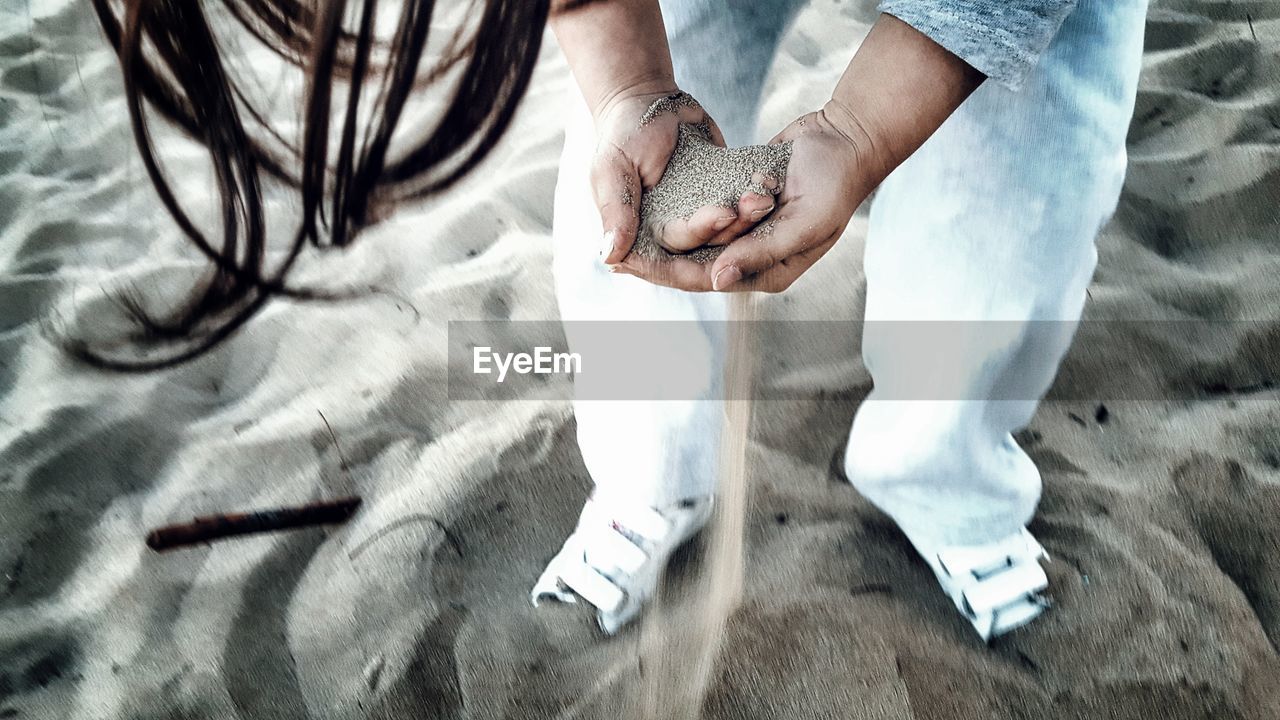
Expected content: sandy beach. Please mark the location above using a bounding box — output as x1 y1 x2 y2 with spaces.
2 0 1279 718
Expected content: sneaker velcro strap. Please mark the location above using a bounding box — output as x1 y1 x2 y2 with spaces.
586 498 671 544
581 523 648 576
990 596 1048 636
936 529 1046 579
961 561 1048 616
557 558 625 614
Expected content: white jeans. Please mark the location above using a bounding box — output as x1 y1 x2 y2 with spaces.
552 0 1148 548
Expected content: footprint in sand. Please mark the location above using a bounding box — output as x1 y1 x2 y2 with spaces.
1172 453 1280 649
0 631 80 705
0 407 179 610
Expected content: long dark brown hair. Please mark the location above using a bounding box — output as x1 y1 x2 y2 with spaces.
79 0 578 369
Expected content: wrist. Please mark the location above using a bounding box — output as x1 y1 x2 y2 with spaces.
590 75 680 124
820 98 895 194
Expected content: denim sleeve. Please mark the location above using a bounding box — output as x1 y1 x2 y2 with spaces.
877 0 1078 90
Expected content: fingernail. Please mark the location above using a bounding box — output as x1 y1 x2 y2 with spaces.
750 208 770 221
600 230 616 263
712 265 742 291
713 214 735 231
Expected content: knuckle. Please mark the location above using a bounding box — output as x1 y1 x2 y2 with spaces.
763 246 785 268
765 276 793 294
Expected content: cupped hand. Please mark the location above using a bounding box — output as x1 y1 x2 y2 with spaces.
615 103 875 292
592 90 776 263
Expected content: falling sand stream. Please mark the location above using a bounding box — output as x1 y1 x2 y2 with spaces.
630 294 757 719
621 94 786 717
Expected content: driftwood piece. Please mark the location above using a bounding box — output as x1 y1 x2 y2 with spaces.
145 497 362 552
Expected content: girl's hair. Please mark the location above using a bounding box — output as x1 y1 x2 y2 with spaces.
81 0 573 369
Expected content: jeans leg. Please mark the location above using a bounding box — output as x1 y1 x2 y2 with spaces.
553 1 804 507
845 0 1150 548
659 0 808 145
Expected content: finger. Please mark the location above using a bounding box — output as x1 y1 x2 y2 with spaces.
718 235 838 293
705 189 775 247
664 98 725 147
672 101 707 126
591 159 640 264
701 116 728 147
708 211 828 291
658 204 737 253
614 254 715 292
754 171 782 196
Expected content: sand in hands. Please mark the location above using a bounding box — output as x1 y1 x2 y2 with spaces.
633 99 792 264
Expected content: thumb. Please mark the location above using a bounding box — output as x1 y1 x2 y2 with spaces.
592 158 640 264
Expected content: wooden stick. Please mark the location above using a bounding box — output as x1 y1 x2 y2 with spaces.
145 497 362 552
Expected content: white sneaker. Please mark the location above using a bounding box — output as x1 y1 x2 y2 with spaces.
531 494 713 634
917 528 1051 641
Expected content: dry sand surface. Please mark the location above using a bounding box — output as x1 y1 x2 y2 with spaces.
3 1 1280 719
